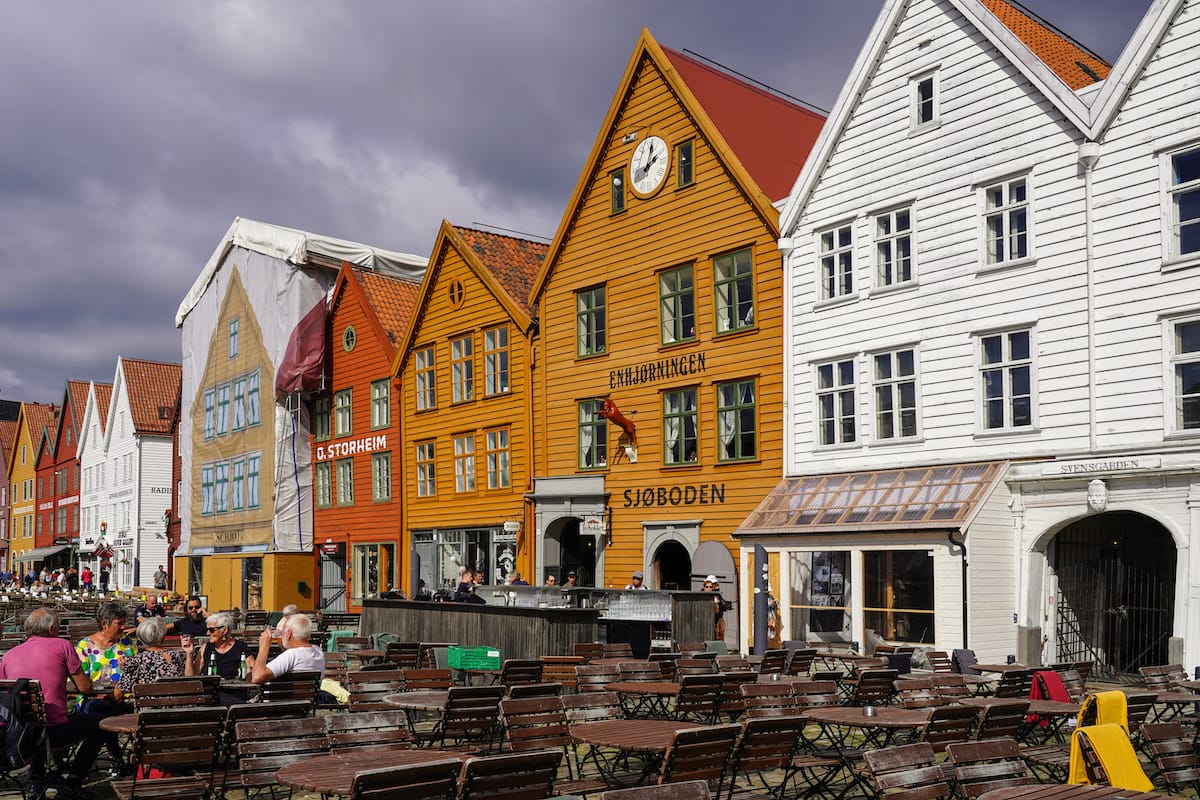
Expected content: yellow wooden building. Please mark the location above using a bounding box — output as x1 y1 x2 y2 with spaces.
527 29 824 645
7 403 59 571
393 222 546 595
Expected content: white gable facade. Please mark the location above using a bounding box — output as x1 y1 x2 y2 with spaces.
742 0 1200 674
77 381 110 577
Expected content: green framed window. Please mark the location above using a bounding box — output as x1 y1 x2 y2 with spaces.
714 248 753 333
576 286 606 357
716 379 756 462
578 399 608 470
659 265 696 345
663 387 698 466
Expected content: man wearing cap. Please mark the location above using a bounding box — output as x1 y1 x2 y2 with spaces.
563 572 578 587
625 570 648 590
703 575 728 640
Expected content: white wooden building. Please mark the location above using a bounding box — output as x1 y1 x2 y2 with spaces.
738 0 1200 676
77 380 113 578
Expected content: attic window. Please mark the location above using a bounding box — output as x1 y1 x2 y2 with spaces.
676 140 694 188
448 280 465 308
157 406 172 421
909 69 940 131
342 326 357 353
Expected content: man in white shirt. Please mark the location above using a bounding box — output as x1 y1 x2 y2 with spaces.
625 570 649 590
249 612 324 683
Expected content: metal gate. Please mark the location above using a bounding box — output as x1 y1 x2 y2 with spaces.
1052 511 1175 679
319 546 347 611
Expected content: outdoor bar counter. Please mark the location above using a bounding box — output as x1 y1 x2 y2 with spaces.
361 588 714 660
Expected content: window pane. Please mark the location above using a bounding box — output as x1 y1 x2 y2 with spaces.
1174 149 1200 185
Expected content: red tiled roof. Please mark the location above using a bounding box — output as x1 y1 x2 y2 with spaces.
0 420 16 467
23 403 59 451
455 227 547 318
95 383 113 431
981 0 1111 90
663 47 827 203
354 270 421 348
121 358 181 435
66 380 90 430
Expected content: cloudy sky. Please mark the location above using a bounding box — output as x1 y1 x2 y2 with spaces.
0 0 1151 405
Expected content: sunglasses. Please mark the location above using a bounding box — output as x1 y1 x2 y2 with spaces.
206 626 223 632
186 606 202 611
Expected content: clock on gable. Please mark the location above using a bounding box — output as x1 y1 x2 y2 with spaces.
630 134 668 197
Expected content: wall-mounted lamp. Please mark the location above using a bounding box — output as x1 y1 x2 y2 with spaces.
612 175 622 187
621 132 639 144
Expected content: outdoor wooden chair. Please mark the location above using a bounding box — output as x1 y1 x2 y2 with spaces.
132 679 214 711
991 669 1035 699
256 670 320 708
895 677 947 709
931 674 973 701
657 723 740 790
716 672 757 721
218 699 311 768
416 685 505 753
846 668 899 707
1139 664 1189 691
715 655 753 673
617 660 661 683
507 682 563 699
926 651 954 674
676 642 709 657
0 679 52 797
500 696 608 794
401 668 453 691
946 738 1034 799
786 648 818 676
1047 668 1086 701
1142 722 1200 794
740 682 804 718
723 715 819 800
153 674 221 703
973 699 1029 740
861 741 952 800
112 706 225 800
1072 723 1155 790
458 749 563 800
561 690 623 723
323 652 349 685
318 611 362 633
602 643 634 659
383 641 422 669
756 648 790 675
921 703 978 752
498 658 544 689
228 716 329 800
603 780 711 800
348 759 461 800
343 668 404 713
675 658 716 677
325 709 413 752
541 656 583 692
573 643 605 662
575 664 619 694
673 675 722 724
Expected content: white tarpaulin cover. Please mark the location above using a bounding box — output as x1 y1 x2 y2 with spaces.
176 217 425 555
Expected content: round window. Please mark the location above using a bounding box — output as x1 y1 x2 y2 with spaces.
448 280 465 308
342 326 357 352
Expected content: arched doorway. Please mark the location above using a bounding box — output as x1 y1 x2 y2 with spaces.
543 517 597 586
1050 511 1176 677
652 540 691 590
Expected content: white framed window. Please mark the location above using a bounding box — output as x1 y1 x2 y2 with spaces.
484 326 509 396
372 452 392 502
415 346 436 411
313 396 331 441
454 434 475 492
451 335 474 403
214 462 229 513
1166 145 1200 260
873 348 918 440
334 389 353 437
979 329 1034 430
247 370 261 426
416 442 436 497
874 208 913 288
663 387 699 466
983 176 1030 265
247 454 261 508
1170 317 1200 432
910 70 939 130
336 457 354 506
659 264 696 345
485 428 510 489
819 224 854 301
231 458 245 510
817 359 856 446
228 318 239 359
315 461 332 508
370 379 390 429
716 379 757 462
714 248 754 333
216 385 230 436
232 378 247 432
576 286 606 357
201 465 214 515
203 390 215 440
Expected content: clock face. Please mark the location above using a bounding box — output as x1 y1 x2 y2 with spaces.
630 135 668 196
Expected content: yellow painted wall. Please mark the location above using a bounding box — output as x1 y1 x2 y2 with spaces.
174 552 313 611
8 408 43 569
532 48 785 591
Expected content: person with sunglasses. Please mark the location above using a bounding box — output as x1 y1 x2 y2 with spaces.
172 596 208 637
181 611 248 680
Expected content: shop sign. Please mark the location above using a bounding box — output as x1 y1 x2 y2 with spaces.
1042 456 1162 476
320 543 340 554
316 434 387 461
150 487 171 494
609 352 706 389
622 483 726 508
582 516 605 533
113 536 134 547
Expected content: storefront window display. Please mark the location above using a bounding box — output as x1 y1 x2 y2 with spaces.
863 549 934 644
351 542 395 603
413 527 512 591
790 551 852 645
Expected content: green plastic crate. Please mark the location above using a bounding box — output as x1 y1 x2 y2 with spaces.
448 645 501 670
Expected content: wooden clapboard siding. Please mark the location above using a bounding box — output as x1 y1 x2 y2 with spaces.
317 266 409 609
787 0 1097 475
532 41 789 589
397 224 538 586
959 478 1014 661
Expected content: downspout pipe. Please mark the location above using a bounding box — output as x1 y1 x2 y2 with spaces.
948 531 968 648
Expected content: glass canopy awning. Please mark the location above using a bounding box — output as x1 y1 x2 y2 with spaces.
735 461 1008 536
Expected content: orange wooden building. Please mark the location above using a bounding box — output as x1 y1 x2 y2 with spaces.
8 403 58 571
313 263 420 611
527 29 824 645
393 222 546 594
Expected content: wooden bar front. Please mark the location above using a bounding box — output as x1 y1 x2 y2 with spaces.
361 599 599 659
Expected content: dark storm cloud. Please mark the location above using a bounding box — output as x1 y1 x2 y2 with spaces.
0 0 1151 404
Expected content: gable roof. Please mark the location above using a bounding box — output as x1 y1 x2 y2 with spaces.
780 0 1110 235
394 221 546 373
980 0 1110 90
0 420 15 469
20 403 59 457
532 28 825 303
52 379 91 451
353 269 421 347
119 358 182 436
1089 0 1185 138
94 383 114 431
661 47 826 203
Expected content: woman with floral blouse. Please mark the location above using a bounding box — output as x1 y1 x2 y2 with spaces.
115 618 185 702
76 602 138 687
